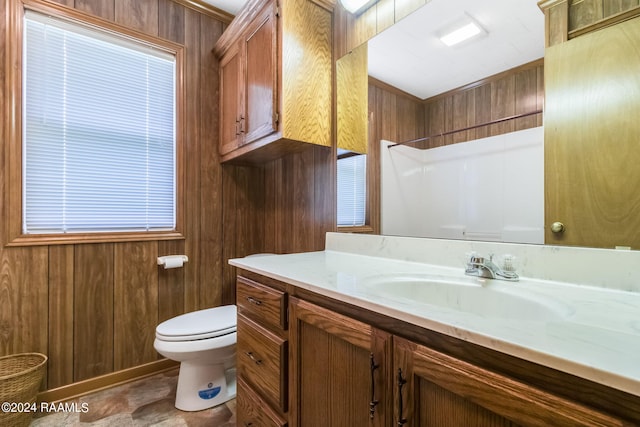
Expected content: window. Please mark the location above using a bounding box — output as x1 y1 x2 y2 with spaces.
337 151 366 227
22 10 177 235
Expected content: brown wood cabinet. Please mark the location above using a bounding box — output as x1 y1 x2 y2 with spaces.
289 297 392 426
236 271 639 426
544 15 640 249
214 0 332 164
236 275 289 425
393 337 626 427
219 2 277 157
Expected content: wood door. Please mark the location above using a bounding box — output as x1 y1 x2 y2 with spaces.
289 297 391 427
243 0 278 145
393 337 626 427
219 41 243 155
544 16 640 248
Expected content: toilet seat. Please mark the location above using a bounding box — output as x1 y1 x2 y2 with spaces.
156 305 237 342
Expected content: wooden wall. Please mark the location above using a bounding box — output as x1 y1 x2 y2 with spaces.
541 0 640 47
1 0 334 394
422 60 544 149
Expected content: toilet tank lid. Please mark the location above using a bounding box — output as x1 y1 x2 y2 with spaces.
156 305 237 337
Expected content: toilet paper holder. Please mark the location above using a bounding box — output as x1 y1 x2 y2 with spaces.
157 255 189 269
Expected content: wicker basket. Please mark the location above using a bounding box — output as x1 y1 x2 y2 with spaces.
0 353 47 427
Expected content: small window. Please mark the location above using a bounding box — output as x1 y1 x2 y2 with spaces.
337 150 366 227
22 11 176 234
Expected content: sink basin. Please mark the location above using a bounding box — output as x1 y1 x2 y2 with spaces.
359 274 571 321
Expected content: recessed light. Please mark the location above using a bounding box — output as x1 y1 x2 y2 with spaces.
438 14 486 47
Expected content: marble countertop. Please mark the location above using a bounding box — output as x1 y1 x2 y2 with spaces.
230 249 640 398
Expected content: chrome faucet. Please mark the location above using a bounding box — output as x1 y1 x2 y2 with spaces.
465 254 519 282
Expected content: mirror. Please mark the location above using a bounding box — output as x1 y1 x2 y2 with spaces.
337 0 548 245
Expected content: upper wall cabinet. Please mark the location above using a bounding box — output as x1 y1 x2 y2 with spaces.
214 0 333 164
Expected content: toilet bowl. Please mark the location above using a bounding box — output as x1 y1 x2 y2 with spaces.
154 305 237 411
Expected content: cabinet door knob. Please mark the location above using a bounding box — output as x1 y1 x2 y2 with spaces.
551 222 565 234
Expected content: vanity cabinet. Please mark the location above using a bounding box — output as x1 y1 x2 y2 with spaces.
235 270 638 426
236 275 289 426
214 0 332 164
393 337 625 427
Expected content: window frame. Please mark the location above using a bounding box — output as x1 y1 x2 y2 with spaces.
4 0 185 246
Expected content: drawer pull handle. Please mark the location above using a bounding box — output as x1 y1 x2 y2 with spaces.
397 368 407 425
246 296 262 306
245 351 262 365
369 353 380 419
244 423 253 427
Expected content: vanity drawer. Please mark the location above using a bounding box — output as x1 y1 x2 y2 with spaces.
238 313 288 411
237 377 288 427
237 276 287 331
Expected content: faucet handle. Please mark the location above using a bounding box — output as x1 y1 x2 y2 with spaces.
500 254 517 272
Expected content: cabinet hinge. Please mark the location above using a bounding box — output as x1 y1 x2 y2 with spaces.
275 2 280 17
274 111 280 124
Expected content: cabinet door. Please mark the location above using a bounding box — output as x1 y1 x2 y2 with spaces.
242 1 278 145
219 41 243 155
393 337 625 427
289 297 391 427
544 16 640 248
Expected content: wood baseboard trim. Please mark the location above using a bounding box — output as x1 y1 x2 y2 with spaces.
37 359 180 404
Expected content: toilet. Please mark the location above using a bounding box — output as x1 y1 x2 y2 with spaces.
154 305 237 411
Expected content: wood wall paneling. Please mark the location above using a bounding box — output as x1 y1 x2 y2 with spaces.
114 242 159 371
73 243 114 382
183 8 202 314
569 0 604 31
199 14 224 309
115 0 159 35
542 0 640 45
0 246 48 362
159 0 186 44
313 146 336 245
473 84 492 140
48 245 74 389
489 75 516 136
75 0 115 20
417 61 544 148
157 240 186 326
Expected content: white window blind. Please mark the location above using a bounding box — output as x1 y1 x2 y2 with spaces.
337 152 366 226
23 11 176 234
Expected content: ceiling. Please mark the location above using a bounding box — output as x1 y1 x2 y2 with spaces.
368 0 544 99
201 0 246 15
204 0 545 100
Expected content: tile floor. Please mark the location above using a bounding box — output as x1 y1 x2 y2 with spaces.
31 369 236 426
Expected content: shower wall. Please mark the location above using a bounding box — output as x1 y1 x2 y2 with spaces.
381 126 543 244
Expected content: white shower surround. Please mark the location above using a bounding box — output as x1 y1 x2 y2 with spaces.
381 126 544 244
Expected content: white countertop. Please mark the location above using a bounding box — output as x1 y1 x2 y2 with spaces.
230 238 640 398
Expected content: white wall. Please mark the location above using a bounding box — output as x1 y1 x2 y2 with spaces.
381 126 544 244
